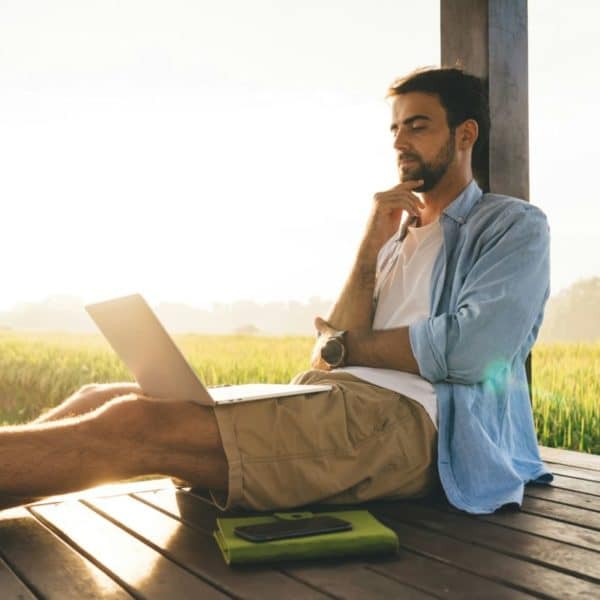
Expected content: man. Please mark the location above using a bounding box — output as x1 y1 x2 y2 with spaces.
1 67 551 514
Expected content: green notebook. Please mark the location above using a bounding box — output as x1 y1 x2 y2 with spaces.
213 510 398 565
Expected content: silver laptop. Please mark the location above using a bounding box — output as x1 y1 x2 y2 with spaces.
85 294 331 405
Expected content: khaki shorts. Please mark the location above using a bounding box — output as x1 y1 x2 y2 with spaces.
212 370 438 511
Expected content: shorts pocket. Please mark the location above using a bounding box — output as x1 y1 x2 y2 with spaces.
341 385 412 448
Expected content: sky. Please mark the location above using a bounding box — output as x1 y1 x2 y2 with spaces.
0 0 598 311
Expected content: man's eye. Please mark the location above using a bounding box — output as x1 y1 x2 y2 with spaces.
412 125 426 131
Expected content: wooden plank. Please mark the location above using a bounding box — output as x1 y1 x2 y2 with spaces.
284 562 436 600
540 446 600 471
366 551 536 599
547 464 600 483
88 493 329 599
525 485 600 512
377 518 599 599
522 495 600 531
551 475 600 497
373 503 600 581
136 489 436 599
31 500 229 600
134 489 231 535
29 478 175 509
0 555 36 600
480 508 600 552
0 507 130 599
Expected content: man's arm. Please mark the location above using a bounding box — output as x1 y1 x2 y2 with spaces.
316 203 550 384
314 321 420 374
327 179 424 330
335 205 549 384
311 180 424 369
409 208 550 384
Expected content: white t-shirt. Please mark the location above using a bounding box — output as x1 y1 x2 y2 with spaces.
336 219 442 427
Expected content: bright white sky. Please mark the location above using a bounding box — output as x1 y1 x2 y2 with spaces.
0 0 598 310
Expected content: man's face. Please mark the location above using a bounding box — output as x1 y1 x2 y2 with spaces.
390 92 456 192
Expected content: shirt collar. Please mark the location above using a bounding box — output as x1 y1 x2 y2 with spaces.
442 179 483 225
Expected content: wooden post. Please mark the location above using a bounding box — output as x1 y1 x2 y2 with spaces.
440 0 532 393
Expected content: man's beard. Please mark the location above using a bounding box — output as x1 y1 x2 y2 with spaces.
398 133 455 192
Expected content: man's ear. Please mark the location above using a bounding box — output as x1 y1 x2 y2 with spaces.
457 119 479 150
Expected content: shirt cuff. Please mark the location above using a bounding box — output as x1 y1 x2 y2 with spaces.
409 318 447 382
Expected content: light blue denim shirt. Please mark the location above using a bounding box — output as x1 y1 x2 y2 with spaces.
409 179 553 514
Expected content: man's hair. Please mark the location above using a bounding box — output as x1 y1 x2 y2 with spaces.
387 67 490 184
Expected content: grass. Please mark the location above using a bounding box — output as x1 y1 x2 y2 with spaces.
532 343 600 454
0 332 314 424
0 332 598 454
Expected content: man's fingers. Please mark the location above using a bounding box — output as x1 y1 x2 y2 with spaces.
374 188 426 216
314 316 328 332
314 316 336 336
376 181 425 201
315 316 331 328
396 178 425 190
391 185 426 207
375 195 423 217
78 382 141 394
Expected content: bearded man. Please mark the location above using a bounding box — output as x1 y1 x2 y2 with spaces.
0 67 551 514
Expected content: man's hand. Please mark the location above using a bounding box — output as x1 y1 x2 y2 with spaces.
364 179 425 253
35 382 143 423
310 317 339 370
67 383 143 412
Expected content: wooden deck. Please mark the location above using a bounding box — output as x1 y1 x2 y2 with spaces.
0 446 598 599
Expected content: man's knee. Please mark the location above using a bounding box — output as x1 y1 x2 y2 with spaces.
94 394 149 436
95 395 222 453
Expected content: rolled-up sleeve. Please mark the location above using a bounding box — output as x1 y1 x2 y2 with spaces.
410 208 550 384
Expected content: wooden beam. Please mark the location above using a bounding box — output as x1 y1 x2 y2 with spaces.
441 0 529 200
440 0 532 389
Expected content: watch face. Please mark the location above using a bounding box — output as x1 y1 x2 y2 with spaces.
321 337 343 366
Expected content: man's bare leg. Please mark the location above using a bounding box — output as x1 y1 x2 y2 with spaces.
0 394 228 509
4 384 150 508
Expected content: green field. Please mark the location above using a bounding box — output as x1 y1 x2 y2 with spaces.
0 332 598 454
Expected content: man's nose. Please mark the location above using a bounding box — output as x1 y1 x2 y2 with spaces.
393 129 410 151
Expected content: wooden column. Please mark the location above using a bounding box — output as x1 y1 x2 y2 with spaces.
440 0 532 390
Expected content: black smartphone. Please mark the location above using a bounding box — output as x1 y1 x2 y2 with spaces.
234 515 352 543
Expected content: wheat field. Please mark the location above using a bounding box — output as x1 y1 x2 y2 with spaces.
0 332 598 454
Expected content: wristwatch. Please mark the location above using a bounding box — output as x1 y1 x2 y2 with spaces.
320 330 347 368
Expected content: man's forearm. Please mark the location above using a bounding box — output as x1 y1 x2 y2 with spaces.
346 327 421 375
326 180 424 331
313 180 425 368
326 240 378 330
